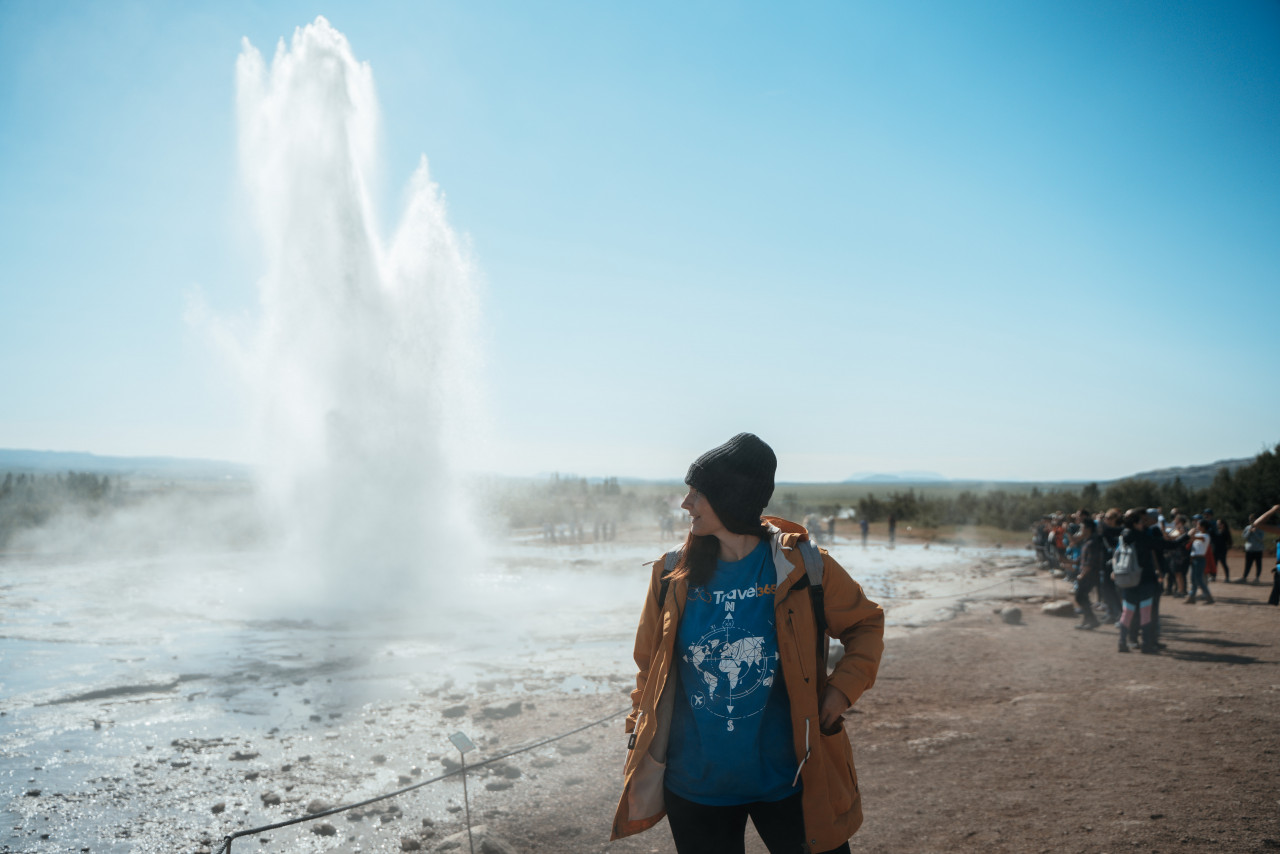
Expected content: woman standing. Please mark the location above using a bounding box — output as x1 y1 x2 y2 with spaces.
1187 519 1215 605
612 434 884 854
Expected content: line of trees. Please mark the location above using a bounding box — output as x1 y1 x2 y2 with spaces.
853 444 1280 533
0 471 117 548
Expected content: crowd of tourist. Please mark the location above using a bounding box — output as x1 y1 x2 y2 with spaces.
1032 503 1280 653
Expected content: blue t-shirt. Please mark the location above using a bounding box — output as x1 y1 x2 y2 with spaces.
665 540 798 805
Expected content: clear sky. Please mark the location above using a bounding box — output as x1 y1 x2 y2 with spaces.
2 1 1277 482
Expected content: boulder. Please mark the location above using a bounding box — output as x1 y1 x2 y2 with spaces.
999 606 1022 625
477 701 522 721
434 825 518 854
1041 600 1076 618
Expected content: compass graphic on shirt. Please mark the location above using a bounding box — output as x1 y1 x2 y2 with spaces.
683 611 779 732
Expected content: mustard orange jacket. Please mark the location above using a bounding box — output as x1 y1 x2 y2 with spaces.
610 517 885 851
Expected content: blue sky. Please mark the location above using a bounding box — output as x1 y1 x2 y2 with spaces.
1 1 1277 482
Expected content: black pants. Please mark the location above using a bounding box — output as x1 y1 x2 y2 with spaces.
1074 574 1099 624
1244 551 1263 580
664 787 851 854
1269 570 1280 606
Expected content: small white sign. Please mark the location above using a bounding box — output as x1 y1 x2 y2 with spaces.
448 732 476 754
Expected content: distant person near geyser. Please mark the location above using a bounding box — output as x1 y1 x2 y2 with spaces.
612 433 884 854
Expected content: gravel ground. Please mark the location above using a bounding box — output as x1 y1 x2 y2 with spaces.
7 559 1278 854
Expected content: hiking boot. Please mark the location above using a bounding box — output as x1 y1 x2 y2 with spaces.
1117 643 1131 653
1140 645 1159 655
1075 621 1098 631
1184 596 1197 604
1202 597 1214 605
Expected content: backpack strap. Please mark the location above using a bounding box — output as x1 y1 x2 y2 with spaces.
657 547 682 609
795 539 827 637
785 539 829 677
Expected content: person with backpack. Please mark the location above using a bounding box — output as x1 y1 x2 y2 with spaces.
1186 518 1215 605
612 433 885 854
1113 508 1161 653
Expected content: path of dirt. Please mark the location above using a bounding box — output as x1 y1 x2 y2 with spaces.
513 573 1280 854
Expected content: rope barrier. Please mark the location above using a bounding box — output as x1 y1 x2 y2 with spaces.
207 562 1047 852
212 706 629 854
869 573 1042 602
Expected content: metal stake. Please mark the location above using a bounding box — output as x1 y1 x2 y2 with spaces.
449 731 477 854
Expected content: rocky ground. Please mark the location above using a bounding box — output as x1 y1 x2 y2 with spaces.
7 560 1279 854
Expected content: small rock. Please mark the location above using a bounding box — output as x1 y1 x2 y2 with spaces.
230 750 260 761
1041 600 1076 618
441 705 468 719
485 780 514 791
477 701 522 721
261 791 282 806
307 798 332 814
399 775 413 785
243 770 260 781
999 606 1023 625
421 817 436 828
400 837 422 851
196 846 212 854
557 739 592 755
211 802 226 814
312 822 337 836
309 714 322 722
372 754 388 764
433 825 517 854
24 789 41 797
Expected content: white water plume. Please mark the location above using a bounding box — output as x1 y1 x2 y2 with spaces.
227 17 483 603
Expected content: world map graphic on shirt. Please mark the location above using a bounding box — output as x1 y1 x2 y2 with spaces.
683 618 779 729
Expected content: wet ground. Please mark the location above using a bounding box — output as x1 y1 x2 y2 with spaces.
1 536 1030 852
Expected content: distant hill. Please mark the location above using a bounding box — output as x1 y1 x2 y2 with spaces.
1124 457 1255 489
844 471 948 483
0 449 252 480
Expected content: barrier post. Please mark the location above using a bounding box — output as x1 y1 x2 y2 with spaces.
449 731 477 854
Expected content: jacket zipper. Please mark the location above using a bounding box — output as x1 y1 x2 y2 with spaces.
628 709 642 750
788 609 811 684
791 716 811 787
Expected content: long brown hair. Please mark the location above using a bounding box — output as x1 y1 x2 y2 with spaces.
671 519 772 588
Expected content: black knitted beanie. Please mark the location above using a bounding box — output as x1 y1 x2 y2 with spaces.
685 433 777 535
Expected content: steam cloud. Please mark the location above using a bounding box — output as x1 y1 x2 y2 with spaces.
227 17 483 604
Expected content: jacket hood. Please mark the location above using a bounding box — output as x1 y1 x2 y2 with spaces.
763 515 809 538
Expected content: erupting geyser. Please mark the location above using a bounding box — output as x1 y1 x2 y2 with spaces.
232 17 482 601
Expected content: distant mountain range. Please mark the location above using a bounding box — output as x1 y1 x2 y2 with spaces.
0 448 1260 488
0 449 251 480
843 471 948 483
1125 457 1255 489
845 457 1256 489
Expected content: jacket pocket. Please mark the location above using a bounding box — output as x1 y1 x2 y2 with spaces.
626 752 667 823
818 727 857 815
